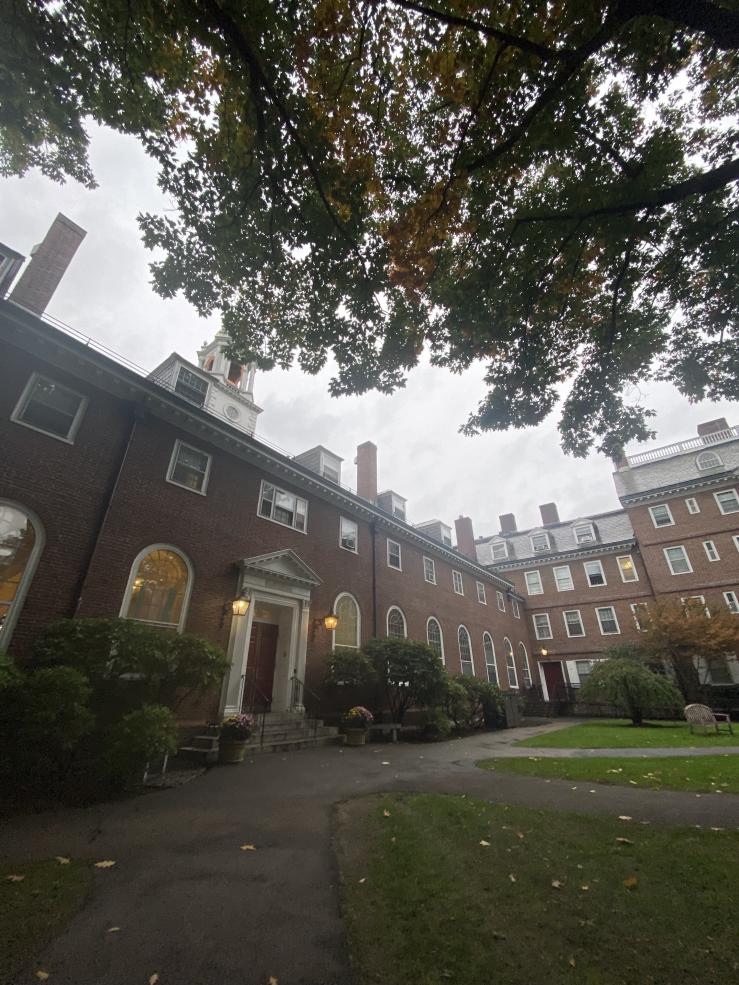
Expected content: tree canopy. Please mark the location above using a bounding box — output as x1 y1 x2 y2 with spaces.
3 1 738 456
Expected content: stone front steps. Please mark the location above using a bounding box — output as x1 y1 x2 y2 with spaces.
177 713 340 763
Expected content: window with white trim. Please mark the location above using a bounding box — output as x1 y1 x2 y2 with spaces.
575 659 594 686
533 613 553 640
175 366 209 406
631 602 650 630
664 545 692 575
682 595 708 617
553 564 574 591
596 606 620 635
715 489 739 514
423 557 436 584
511 597 520 619
122 546 191 630
387 539 402 570
573 522 596 545
258 481 307 532
504 637 518 687
519 643 532 687
724 591 739 614
483 632 497 684
685 497 700 515
458 625 474 676
703 540 720 562
334 593 361 648
696 450 723 471
583 559 606 587
734 535 739 553
496 590 506 612
617 555 638 583
563 609 585 638
649 503 674 528
11 373 87 443
525 570 543 595
427 617 444 662
340 517 358 553
167 440 211 494
530 531 551 553
452 570 464 595
490 540 508 561
387 606 407 638
0 502 44 650
477 581 487 604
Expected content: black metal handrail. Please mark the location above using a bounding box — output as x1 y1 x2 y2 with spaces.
289 674 323 739
242 670 272 748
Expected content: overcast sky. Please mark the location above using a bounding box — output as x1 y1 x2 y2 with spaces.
2 124 737 539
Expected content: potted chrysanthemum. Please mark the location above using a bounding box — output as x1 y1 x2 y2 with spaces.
218 713 254 763
342 706 374 746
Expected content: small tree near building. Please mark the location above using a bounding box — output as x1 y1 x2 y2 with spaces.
362 638 446 724
580 658 682 726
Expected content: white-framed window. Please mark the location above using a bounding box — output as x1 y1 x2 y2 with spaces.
490 540 508 561
715 489 739 515
175 365 209 407
11 373 87 444
696 450 723 471
511 597 520 619
426 617 444 662
649 503 674 528
685 497 700 515
477 581 488 605
458 625 474 676
167 440 211 495
0 501 45 651
553 565 574 591
664 545 692 575
504 637 518 688
724 591 739 614
519 643 532 687
617 555 638 583
525 570 543 595
573 522 596 545
387 539 402 570
530 531 551 553
483 632 498 684
703 540 720 562
532 613 553 640
387 606 407 638
340 517 358 553
575 659 594 687
423 557 436 584
734 535 739 553
333 592 361 648
630 602 650 630
583 559 606 587
497 590 506 612
596 606 620 635
258 481 307 532
563 609 585 638
121 544 193 631
452 570 464 595
682 595 708 617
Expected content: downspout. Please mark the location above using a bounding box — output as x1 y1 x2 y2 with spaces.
370 519 378 637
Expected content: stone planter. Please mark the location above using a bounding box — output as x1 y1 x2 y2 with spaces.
344 729 367 747
218 738 249 763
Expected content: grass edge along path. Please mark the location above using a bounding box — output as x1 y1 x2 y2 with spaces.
335 792 739 985
0 857 92 985
517 719 739 749
478 753 739 794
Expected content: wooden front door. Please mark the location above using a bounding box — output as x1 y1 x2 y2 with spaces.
243 622 279 709
542 661 566 701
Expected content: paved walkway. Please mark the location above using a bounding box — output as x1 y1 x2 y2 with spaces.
2 723 739 985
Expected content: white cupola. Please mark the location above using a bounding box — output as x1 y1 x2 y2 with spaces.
195 332 262 434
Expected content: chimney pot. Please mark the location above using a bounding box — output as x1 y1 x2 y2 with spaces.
697 418 730 438
355 441 378 503
539 502 560 525
499 513 517 534
10 213 86 315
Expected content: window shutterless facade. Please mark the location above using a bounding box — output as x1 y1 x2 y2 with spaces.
649 503 674 527
530 532 551 553
504 638 518 688
340 517 358 553
734 535 739 553
483 632 498 685
563 609 585 638
333 593 361 648
724 591 739 614
519 643 532 687
387 539 402 570
553 565 574 591
423 557 436 584
583 559 606 587
573 523 596 544
511 598 520 619
664 545 692 575
452 570 464 595
0 501 44 651
617 555 638 582
496 589 505 611
596 606 620 635
575 660 594 686
175 366 209 407
490 540 508 561
696 450 723 471
703 540 720 562
167 440 211 494
477 581 487 604
525 570 543 595
387 606 407 638
121 545 192 631
11 373 87 443
258 481 307 532
630 602 649 630
458 626 474 676
427 617 444 662
685 497 700 515
533 613 553 640
715 489 739 514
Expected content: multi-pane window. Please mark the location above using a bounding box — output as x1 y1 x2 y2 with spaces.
477 582 487 604
685 497 700 515
0 502 41 650
533 613 553 640
167 441 211 494
490 541 508 561
703 540 720 562
596 606 620 635
525 570 543 595
563 610 585 638
423 557 436 584
511 598 520 619
334 593 360 648
553 565 574 591
649 504 674 528
682 596 707 617
583 560 606 587
504 638 518 688
715 489 739 514
458 626 474 676
427 617 444 662
734 535 739 553
530 532 551 553
495 590 505 611
483 633 498 684
258 481 307 531
575 660 594 686
122 546 190 630
664 545 692 575
519 643 532 687
175 366 209 407
387 540 402 570
573 523 596 544
452 570 464 595
696 450 723 471
617 555 638 582
724 591 739 614
630 602 650 630
387 606 407 638
339 517 358 552
12 374 87 443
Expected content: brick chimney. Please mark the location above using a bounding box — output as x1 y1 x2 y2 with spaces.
499 513 517 534
10 213 86 315
697 418 729 437
454 515 476 559
539 502 560 525
355 441 378 503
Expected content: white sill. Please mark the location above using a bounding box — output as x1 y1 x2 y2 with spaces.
11 417 76 444
258 511 308 534
166 476 208 496
339 543 358 554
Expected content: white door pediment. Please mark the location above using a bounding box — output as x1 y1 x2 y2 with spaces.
239 549 322 589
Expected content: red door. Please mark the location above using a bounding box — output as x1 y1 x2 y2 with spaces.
542 661 566 701
243 623 279 709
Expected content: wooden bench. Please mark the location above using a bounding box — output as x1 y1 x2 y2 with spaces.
368 722 402 743
684 703 734 735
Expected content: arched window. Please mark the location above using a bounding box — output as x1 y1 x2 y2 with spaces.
504 637 518 688
204 355 215 371
387 606 407 639
483 632 498 685
227 361 243 385
333 592 361 648
519 642 532 687
696 450 723 471
121 545 192 631
426 617 444 663
0 501 44 651
458 625 474 676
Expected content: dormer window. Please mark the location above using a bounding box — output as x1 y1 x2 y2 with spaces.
573 522 596 545
530 532 551 553
696 450 723 471
490 540 508 561
175 366 209 407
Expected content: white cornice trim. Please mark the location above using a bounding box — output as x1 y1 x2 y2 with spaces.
486 539 638 571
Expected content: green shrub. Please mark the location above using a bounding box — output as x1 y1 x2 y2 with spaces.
325 648 377 688
580 658 683 725
444 676 504 731
419 707 453 741
103 704 178 788
360 637 447 723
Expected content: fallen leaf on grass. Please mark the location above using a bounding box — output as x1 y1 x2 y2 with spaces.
383 809 391 817
551 880 564 890
710 827 724 832
480 840 491 847
36 972 49 981
55 857 71 865
6 874 25 882
569 957 576 968
508 873 517 883
107 927 121 933
94 860 116 869
618 816 632 821
623 875 638 889
358 877 366 884
240 844 256 851
580 885 590 891
149 975 159 985
381 761 390 766
268 977 278 985
516 832 525 840
615 837 634 845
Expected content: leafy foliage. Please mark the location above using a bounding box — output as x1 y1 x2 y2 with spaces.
580 658 682 725
104 705 178 783
3 2 739 454
325 647 377 689
444 674 503 730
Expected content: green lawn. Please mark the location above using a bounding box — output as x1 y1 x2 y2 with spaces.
0 857 91 985
336 793 739 985
479 754 739 793
519 719 739 748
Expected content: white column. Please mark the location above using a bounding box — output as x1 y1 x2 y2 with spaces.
221 602 254 715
